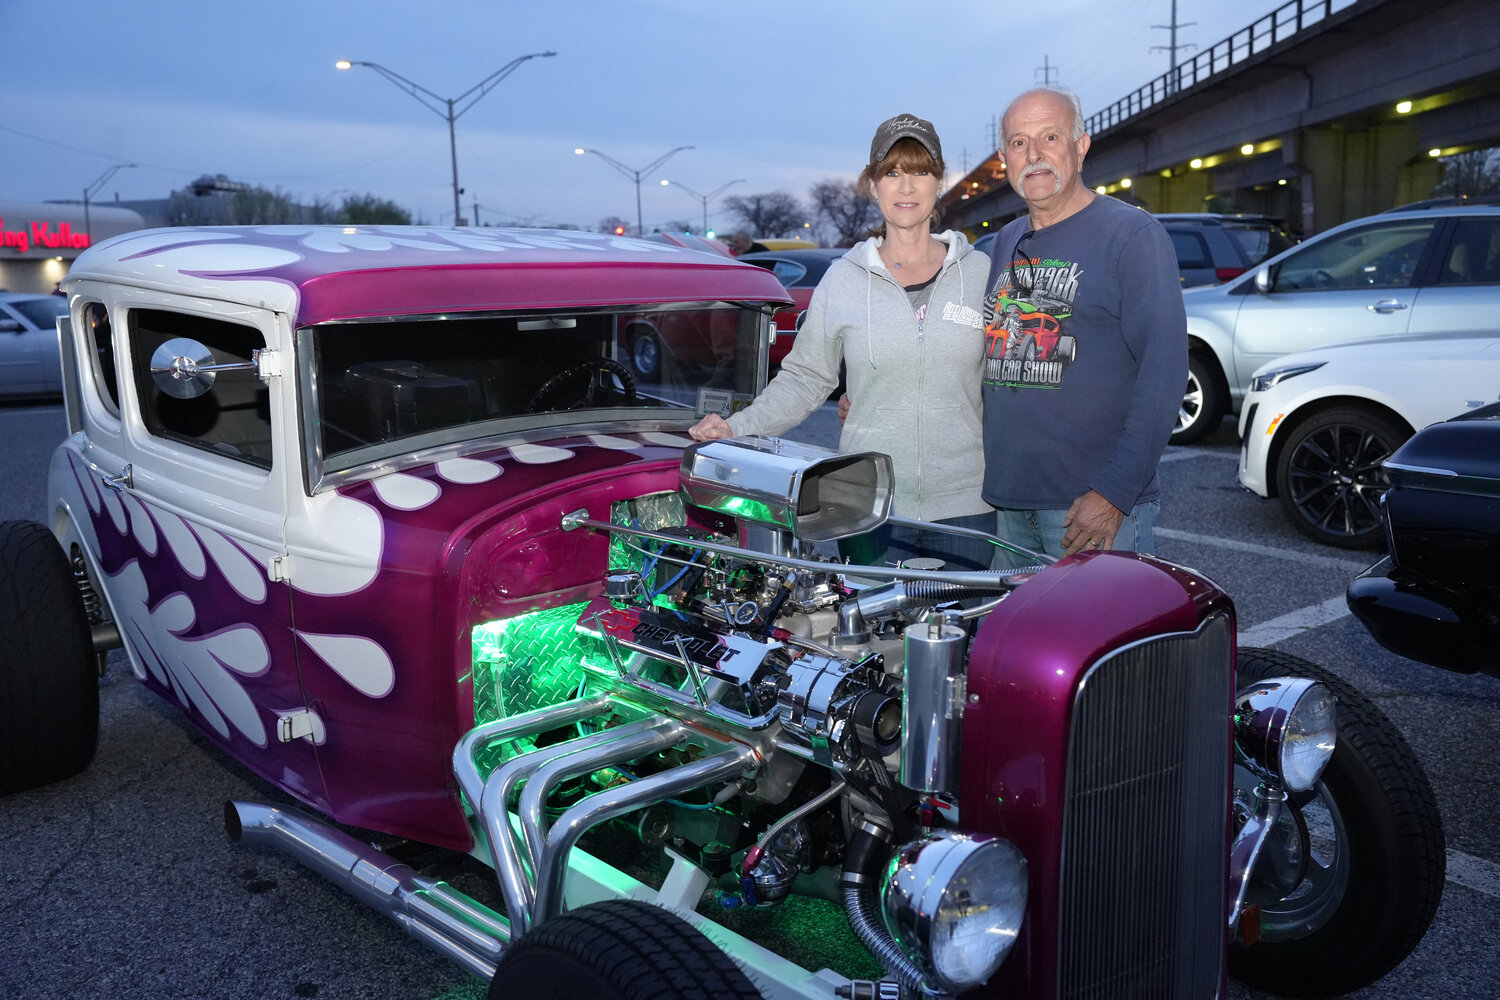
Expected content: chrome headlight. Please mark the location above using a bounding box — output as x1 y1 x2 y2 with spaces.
1248 361 1324 394
880 831 1027 994
1235 677 1337 792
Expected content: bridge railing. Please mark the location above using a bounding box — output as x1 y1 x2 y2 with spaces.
1086 0 1361 135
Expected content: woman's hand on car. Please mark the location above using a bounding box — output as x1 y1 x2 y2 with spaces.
689 414 734 441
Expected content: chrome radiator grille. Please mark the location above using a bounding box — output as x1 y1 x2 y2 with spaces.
1058 613 1233 999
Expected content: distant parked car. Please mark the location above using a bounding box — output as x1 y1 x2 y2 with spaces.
737 247 844 367
1176 203 1500 443
0 292 71 399
1237 331 1500 548
1347 400 1500 676
1157 214 1296 288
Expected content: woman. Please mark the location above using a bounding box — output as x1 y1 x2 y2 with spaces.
689 114 992 570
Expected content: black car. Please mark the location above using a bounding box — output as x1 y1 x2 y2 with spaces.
1347 401 1500 675
1156 213 1297 287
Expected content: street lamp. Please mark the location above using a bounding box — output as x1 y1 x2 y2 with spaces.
659 177 745 235
337 52 556 226
574 145 694 237
83 164 135 244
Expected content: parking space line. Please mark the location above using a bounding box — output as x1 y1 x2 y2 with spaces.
1238 595 1351 648
1448 850 1500 899
1159 447 1237 462
1157 527 1373 572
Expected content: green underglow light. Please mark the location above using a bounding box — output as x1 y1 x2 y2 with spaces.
471 602 593 728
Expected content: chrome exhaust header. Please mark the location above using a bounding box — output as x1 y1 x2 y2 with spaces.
224 800 510 979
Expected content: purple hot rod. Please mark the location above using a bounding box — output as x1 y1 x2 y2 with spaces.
0 225 1443 999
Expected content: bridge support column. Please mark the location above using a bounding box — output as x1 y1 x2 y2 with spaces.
1288 122 1435 232
1151 171 1215 213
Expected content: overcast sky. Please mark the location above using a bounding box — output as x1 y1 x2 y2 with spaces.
6 0 1290 233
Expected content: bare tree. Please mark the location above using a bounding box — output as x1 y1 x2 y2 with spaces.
723 192 805 238
1434 148 1500 197
599 215 632 235
809 178 881 246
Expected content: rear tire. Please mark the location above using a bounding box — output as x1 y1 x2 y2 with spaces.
0 521 99 795
1229 648 1444 997
488 899 762 1000
1172 351 1224 444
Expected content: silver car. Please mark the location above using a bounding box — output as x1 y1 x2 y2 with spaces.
1175 202 1500 443
0 292 71 398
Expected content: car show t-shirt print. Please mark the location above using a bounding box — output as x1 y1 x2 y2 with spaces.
982 249 1080 389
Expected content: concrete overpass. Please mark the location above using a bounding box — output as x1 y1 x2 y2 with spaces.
941 0 1500 238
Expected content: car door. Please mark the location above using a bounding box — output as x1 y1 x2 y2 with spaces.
0 296 68 395
1227 217 1440 388
111 297 328 808
1406 215 1500 338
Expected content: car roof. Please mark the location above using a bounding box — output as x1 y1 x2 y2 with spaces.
738 248 845 262
63 226 791 327
1155 213 1285 226
738 247 845 286
1383 194 1500 212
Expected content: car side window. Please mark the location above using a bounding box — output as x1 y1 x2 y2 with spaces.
1270 221 1436 292
1169 230 1212 270
83 302 121 415
1436 218 1500 285
129 308 273 468
770 261 808 286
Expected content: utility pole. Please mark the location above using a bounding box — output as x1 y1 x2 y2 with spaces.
1035 56 1059 86
1151 0 1197 94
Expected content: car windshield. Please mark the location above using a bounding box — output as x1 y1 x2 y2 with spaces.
8 295 70 328
303 301 768 482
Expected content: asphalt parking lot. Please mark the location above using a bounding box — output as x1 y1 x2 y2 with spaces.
1 401 1496 1000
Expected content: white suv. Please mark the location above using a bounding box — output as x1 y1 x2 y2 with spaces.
1174 203 1500 443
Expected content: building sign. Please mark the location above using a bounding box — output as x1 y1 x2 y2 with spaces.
0 218 91 254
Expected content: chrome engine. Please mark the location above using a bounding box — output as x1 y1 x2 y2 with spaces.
230 436 1337 999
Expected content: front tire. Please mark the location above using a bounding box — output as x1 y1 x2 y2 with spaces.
1172 351 1224 444
0 521 99 795
1274 407 1407 549
489 899 762 1000
1229 648 1444 998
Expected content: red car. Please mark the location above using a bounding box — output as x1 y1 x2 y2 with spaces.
987 300 1076 364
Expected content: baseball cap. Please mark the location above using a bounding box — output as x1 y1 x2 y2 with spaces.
869 114 943 165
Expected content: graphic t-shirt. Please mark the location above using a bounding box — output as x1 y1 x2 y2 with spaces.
979 195 1187 511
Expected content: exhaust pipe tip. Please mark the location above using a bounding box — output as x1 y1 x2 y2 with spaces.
224 800 244 843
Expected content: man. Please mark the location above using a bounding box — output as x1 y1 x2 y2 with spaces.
727 232 769 256
981 88 1186 565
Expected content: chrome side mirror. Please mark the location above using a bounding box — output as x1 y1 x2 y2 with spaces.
1254 267 1273 295
149 337 277 399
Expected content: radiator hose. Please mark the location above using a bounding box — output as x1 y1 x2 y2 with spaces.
840 820 927 995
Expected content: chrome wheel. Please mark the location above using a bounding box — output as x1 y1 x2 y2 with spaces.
1172 352 1223 444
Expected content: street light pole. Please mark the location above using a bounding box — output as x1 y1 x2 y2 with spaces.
83 163 136 245
574 146 695 236
337 52 556 226
659 178 745 235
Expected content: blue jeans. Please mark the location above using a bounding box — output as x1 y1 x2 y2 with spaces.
990 500 1160 570
838 510 997 572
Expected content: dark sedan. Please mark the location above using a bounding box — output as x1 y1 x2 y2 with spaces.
737 248 845 366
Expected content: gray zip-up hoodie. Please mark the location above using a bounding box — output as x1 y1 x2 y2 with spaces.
726 230 990 521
